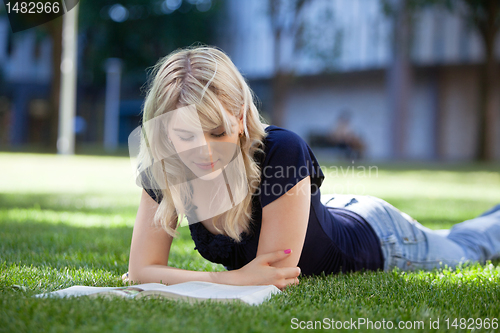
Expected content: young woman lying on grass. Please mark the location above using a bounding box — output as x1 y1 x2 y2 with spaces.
125 45 500 290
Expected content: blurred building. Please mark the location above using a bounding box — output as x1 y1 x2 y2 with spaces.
0 17 53 147
219 0 500 161
0 14 142 150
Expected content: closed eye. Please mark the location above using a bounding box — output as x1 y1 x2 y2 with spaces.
211 131 226 138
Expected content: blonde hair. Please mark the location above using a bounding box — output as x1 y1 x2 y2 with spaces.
139 45 267 242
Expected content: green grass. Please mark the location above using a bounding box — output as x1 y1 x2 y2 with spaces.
1 153 500 332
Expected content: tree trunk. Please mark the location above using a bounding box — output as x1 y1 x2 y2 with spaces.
477 39 498 161
387 0 412 159
271 27 290 128
271 71 292 128
46 17 63 149
269 0 309 128
475 0 499 161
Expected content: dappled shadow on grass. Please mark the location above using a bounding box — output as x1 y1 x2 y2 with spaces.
0 218 208 293
0 192 139 216
1 214 500 333
4 265 497 333
0 220 133 273
2 175 500 331
0 219 135 298
0 292 278 333
1 272 497 333
0 220 197 270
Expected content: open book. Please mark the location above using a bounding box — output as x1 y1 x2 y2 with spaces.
35 281 281 306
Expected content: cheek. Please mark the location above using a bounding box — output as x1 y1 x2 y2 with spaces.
171 141 184 155
213 141 239 163
171 141 196 162
172 138 201 152
225 132 239 145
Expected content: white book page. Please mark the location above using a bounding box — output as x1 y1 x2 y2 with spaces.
136 281 279 298
36 286 122 298
36 282 281 305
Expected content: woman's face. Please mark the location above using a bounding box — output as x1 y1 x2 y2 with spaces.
168 106 243 181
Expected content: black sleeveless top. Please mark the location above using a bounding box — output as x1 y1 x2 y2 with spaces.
143 125 383 276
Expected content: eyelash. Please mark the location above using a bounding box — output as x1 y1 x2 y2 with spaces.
178 132 226 141
212 131 226 138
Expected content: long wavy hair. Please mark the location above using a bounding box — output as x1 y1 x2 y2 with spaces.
137 45 267 242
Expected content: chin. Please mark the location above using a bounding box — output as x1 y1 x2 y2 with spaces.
197 168 223 181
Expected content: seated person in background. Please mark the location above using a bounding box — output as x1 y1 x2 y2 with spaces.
327 111 366 159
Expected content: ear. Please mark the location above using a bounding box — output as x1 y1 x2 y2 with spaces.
238 105 245 131
239 105 245 120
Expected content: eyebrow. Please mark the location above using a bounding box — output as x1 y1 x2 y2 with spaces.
173 125 226 133
173 128 195 133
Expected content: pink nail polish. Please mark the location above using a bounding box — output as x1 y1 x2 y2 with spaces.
284 249 291 254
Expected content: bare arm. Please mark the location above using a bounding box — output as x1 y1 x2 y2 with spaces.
231 176 310 287
256 176 310 268
128 189 232 285
127 189 300 289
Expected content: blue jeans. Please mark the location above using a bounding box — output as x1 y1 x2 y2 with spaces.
321 194 500 271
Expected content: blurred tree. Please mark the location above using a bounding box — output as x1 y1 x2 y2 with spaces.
45 17 63 149
0 6 62 147
78 0 222 87
459 0 500 161
32 0 221 149
268 0 309 127
382 0 414 159
383 0 500 161
268 0 342 127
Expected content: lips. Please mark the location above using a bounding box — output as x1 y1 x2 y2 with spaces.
194 161 217 170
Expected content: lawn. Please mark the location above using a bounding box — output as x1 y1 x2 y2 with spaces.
1 152 500 332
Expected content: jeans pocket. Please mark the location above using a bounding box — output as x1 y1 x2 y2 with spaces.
393 227 443 271
382 230 434 271
397 218 427 245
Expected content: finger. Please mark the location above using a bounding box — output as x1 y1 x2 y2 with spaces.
282 277 300 290
285 277 299 286
278 266 301 279
264 249 293 265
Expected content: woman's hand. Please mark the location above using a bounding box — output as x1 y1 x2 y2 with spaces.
233 249 301 290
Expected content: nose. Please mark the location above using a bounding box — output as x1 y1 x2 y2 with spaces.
206 140 213 158
196 135 213 161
